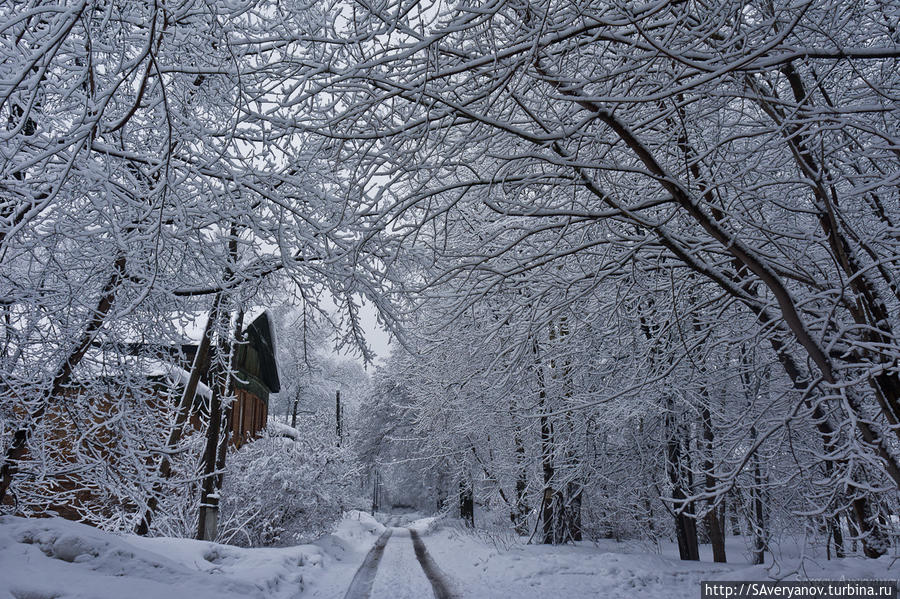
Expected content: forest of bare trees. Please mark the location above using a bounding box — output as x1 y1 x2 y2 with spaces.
1 0 898 563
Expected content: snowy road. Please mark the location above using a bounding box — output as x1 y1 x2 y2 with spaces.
344 527 458 599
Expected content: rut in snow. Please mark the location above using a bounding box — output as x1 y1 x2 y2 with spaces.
409 528 458 599
343 527 458 599
343 528 393 599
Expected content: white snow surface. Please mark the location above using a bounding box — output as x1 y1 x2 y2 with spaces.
370 528 434 599
2 512 896 599
269 420 303 441
0 510 384 599
423 525 900 599
407 515 439 534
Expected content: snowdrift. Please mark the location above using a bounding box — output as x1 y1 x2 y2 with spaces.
0 511 385 599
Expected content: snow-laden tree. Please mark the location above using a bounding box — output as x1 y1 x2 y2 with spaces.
304 0 900 557
0 0 395 537
217 425 357 547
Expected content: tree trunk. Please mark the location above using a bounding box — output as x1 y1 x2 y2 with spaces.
701 405 726 562
335 390 342 446
290 386 301 428
197 381 223 541
533 337 557 544
371 469 379 515
828 514 844 559
197 232 243 541
728 494 742 536
556 317 583 544
197 344 230 541
459 480 474 527
135 293 222 536
510 426 530 535
851 495 889 559
540 411 555 544
564 480 583 542
749 424 767 565
666 397 700 561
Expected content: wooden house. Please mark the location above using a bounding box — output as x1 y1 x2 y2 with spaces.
173 310 281 446
1 311 281 522
226 311 280 446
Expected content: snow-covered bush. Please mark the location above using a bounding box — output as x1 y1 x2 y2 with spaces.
218 423 357 547
454 509 522 551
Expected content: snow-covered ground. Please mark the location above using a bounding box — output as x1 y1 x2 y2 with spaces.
0 511 383 599
423 524 899 599
2 513 896 599
368 528 435 599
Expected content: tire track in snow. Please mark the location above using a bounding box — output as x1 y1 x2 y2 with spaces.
409 528 459 599
343 528 393 599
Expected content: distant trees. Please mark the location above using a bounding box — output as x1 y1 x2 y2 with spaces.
315 0 900 557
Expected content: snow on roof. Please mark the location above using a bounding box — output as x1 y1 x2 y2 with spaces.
143 359 213 400
175 306 272 346
75 352 212 400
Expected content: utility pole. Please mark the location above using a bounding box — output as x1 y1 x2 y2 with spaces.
335 389 342 446
371 469 379 515
290 383 301 428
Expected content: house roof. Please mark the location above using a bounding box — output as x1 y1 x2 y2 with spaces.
76 353 213 401
242 311 280 394
144 359 214 400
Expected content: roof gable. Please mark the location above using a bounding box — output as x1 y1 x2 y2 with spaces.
240 311 280 393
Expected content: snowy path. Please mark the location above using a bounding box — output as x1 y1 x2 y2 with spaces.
342 528 393 599
409 529 456 599
3 515 897 599
344 527 458 599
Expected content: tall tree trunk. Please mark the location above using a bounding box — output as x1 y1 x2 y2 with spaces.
215 309 244 481
749 423 767 565
533 336 556 544
701 404 726 562
828 513 845 559
197 383 223 541
666 396 700 561
135 293 222 535
510 424 530 535
557 317 583 544
728 494 742 536
636 308 698 559
459 479 474 527
564 480 583 542
197 229 244 541
371 468 379 515
851 492 889 558
540 407 554 545
197 307 243 541
290 385 301 428
335 390 342 446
